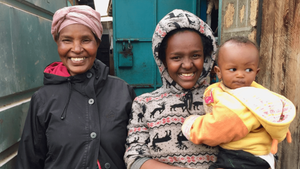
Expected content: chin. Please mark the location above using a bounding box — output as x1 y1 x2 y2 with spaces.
180 84 194 90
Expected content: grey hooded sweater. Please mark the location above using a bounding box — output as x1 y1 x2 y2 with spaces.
124 9 218 169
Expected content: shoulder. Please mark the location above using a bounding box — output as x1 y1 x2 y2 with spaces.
38 83 68 97
107 75 132 87
106 75 130 86
105 75 136 98
133 87 166 102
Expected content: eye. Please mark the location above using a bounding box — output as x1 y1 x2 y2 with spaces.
229 68 236 72
62 39 71 42
245 68 253 72
82 39 91 43
192 54 201 59
171 56 181 61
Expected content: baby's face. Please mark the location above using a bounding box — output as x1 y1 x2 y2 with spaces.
215 42 260 89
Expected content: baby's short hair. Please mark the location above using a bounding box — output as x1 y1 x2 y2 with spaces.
216 36 259 64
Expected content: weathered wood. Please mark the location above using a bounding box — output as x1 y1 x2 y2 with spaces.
259 0 300 168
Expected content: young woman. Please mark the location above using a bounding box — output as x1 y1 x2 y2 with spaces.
17 5 136 169
124 9 218 169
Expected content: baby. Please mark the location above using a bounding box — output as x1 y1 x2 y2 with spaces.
182 36 296 169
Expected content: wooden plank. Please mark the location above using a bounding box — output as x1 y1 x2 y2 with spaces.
256 0 274 89
259 0 300 168
277 0 300 168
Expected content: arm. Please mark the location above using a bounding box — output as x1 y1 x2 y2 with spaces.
17 92 47 169
124 99 151 169
182 91 251 146
140 159 192 169
125 100 191 169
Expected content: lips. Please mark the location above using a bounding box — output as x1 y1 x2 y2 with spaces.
233 81 245 85
70 57 86 61
179 73 195 77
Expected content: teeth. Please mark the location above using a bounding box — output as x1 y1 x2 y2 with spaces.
71 57 85 61
181 73 194 77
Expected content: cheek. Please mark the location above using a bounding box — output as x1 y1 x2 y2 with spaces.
85 44 99 56
194 59 204 71
166 61 180 73
57 43 69 56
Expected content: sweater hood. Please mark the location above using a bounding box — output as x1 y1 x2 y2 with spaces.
152 9 217 92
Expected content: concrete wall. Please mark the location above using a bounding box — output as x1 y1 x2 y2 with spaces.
219 0 259 44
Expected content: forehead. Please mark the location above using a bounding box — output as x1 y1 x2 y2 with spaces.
218 42 259 64
59 24 94 36
167 30 203 49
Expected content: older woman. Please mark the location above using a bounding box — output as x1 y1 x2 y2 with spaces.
17 5 136 169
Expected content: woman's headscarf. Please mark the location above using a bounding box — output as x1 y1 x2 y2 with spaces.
51 5 103 41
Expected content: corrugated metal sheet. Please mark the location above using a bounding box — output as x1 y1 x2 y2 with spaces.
0 0 67 168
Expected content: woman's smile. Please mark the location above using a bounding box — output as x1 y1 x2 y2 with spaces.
70 57 86 62
164 30 204 89
179 72 195 79
56 24 99 76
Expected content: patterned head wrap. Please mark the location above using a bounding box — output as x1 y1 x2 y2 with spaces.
152 9 217 90
51 5 103 41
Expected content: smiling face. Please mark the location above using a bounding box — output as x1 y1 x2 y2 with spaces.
56 24 100 76
214 42 260 89
164 30 204 89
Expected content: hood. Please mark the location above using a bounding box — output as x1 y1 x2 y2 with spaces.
152 9 217 91
227 82 296 142
42 59 109 120
43 59 109 85
44 62 70 77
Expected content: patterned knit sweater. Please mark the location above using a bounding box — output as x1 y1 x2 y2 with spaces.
124 9 218 169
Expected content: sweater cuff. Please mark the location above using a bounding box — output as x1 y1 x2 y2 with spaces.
182 115 200 141
130 157 152 169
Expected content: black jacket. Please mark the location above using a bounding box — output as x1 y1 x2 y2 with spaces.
17 59 136 169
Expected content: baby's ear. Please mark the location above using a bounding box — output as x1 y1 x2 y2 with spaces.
214 66 221 80
256 68 260 75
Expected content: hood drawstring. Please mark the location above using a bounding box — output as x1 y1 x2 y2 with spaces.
61 77 73 120
184 91 193 114
94 64 100 80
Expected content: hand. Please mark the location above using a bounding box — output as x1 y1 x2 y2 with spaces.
140 159 195 169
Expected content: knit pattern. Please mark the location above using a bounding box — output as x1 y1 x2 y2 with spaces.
124 9 218 169
125 86 218 169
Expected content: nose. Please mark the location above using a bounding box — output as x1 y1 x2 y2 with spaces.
181 57 193 69
236 70 245 78
72 41 83 53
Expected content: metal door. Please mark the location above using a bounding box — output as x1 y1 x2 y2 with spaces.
113 0 207 96
0 0 66 168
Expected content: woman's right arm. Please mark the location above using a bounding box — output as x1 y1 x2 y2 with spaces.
17 92 47 169
124 100 192 169
140 159 192 169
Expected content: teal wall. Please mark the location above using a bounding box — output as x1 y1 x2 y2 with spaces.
113 0 207 96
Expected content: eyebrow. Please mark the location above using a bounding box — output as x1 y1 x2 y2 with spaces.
244 61 258 65
170 50 203 55
59 34 93 39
